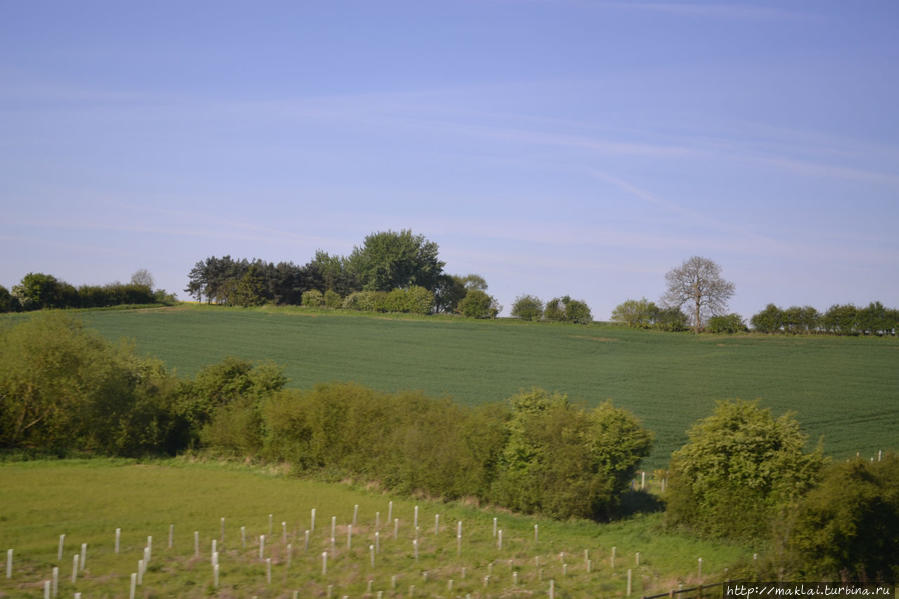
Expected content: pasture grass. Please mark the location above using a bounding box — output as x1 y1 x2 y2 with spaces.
0 459 750 598
71 305 899 469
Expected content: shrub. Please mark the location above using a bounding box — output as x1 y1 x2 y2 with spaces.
323 289 342 308
457 289 500 318
492 389 652 519
707 313 745 334
783 454 899 582
611 298 657 328
665 400 826 540
301 289 324 307
511 295 544 321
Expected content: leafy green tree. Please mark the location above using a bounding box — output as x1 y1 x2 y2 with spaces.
751 303 784 333
229 265 267 307
543 297 564 321
563 297 593 324
611 298 657 328
177 357 286 449
12 272 64 310
662 256 735 333
346 229 445 292
0 313 185 455
457 289 500 318
665 400 826 540
784 454 899 583
707 313 745 334
0 285 18 312
543 296 592 324
511 294 543 321
433 274 468 313
823 303 858 335
857 301 890 335
306 250 357 297
492 389 652 519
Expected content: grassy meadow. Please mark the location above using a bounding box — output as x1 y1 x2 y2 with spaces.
0 459 749 598
75 305 899 469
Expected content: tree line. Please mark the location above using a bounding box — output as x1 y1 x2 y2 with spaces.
0 269 176 313
609 256 897 335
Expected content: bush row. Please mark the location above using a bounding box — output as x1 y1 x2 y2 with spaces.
0 272 175 313
0 313 651 520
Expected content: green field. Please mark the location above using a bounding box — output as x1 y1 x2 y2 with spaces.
72 305 899 469
0 460 749 598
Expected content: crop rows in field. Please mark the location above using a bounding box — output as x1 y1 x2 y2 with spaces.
80 306 899 469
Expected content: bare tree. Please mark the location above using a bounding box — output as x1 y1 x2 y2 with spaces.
662 256 734 333
130 268 154 289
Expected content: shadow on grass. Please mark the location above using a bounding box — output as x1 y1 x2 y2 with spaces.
616 489 665 518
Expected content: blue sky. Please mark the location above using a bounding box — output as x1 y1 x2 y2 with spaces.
2 1 897 318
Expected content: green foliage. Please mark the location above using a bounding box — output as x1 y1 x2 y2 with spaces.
511 294 543 321
611 298 658 328
652 306 689 331
177 357 287 449
301 289 324 307
260 383 502 499
823 303 859 335
707 313 745 334
457 289 500 318
492 389 652 519
543 296 592 324
543 297 564 321
0 313 185 455
341 290 386 312
346 229 445 292
783 454 899 583
11 272 64 310
432 274 467 313
323 289 342 309
665 400 826 540
563 297 593 324
0 285 18 312
751 303 783 333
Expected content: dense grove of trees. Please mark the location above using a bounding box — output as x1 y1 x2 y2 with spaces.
0 271 176 313
183 230 503 317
